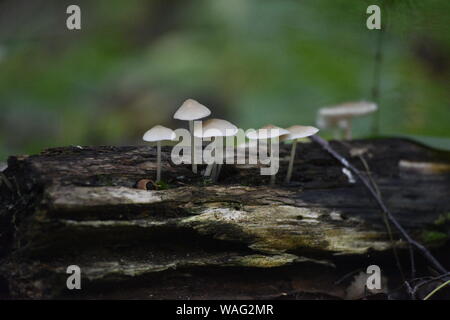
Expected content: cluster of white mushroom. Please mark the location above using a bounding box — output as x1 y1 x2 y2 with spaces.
143 99 377 184
244 124 319 184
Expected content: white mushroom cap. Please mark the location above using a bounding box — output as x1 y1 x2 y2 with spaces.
174 99 211 121
143 125 176 142
282 125 319 141
319 101 377 118
246 124 289 140
194 118 238 138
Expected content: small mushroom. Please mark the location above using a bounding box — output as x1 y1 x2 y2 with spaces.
317 101 377 140
281 125 319 184
194 118 238 182
174 99 211 174
142 125 176 182
246 124 289 185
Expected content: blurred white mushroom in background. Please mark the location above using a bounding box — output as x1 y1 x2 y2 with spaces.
317 101 377 140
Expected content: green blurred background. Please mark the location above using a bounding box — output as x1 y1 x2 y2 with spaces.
0 0 449 162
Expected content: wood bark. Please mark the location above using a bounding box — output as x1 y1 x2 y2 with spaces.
0 138 449 299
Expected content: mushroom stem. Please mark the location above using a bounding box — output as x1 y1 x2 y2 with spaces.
270 174 276 185
269 138 276 186
343 118 352 140
205 163 215 177
189 120 197 174
211 163 217 181
213 164 222 182
156 141 161 182
333 128 340 140
213 139 227 182
285 140 297 184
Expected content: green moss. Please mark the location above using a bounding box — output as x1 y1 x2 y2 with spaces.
230 254 297 268
155 180 169 190
434 213 450 226
421 231 448 244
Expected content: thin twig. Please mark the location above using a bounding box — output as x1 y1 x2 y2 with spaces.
309 135 448 275
423 280 450 300
361 154 416 279
0 172 14 192
412 272 450 296
404 281 415 300
361 154 410 280
409 245 416 280
337 141 407 282
359 153 417 279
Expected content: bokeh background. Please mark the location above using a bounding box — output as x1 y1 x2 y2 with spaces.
0 0 449 162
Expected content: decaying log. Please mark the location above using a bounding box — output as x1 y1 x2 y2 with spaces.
0 138 449 299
